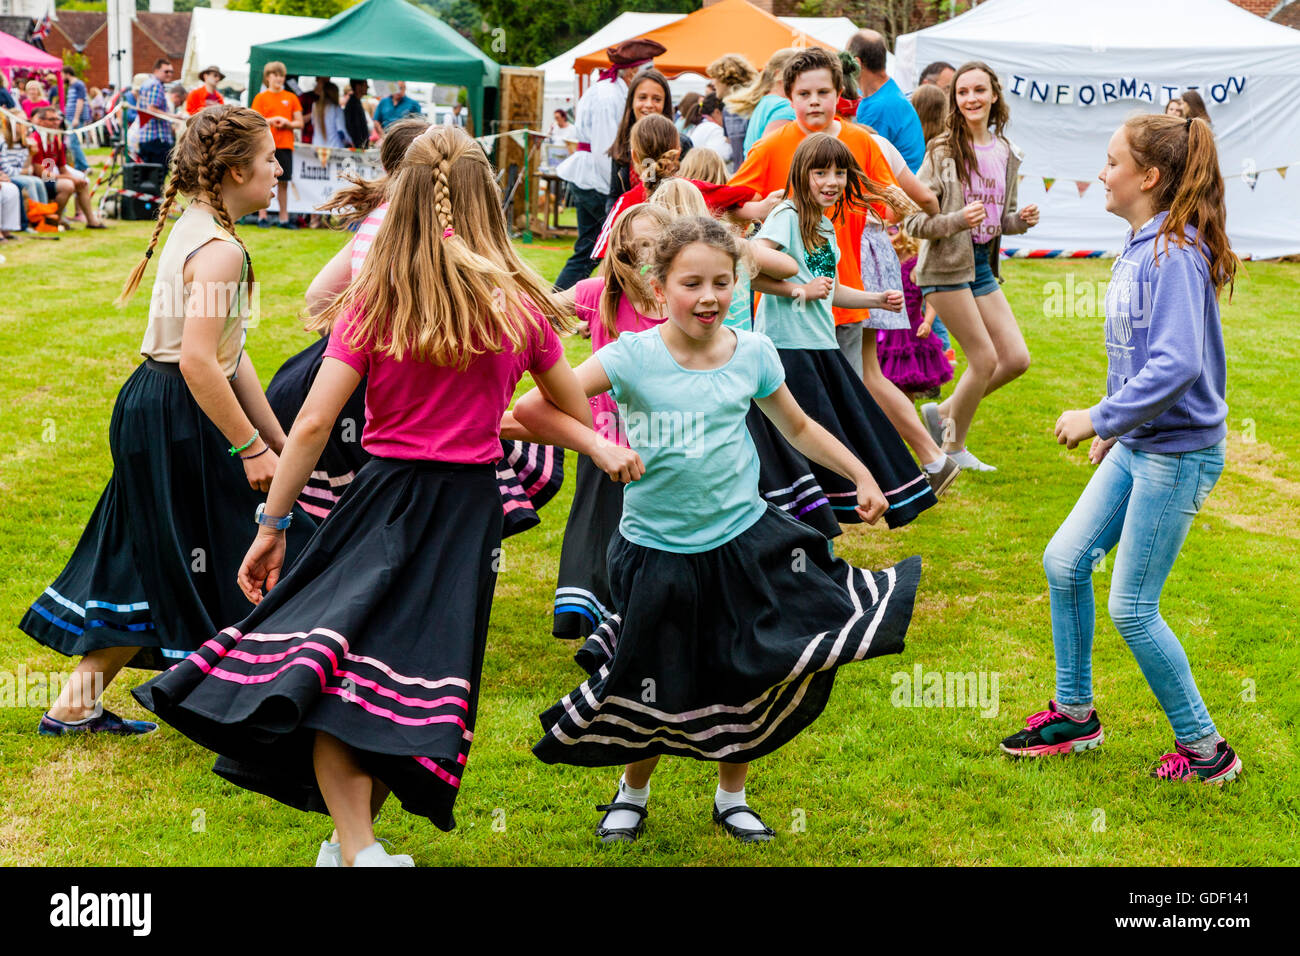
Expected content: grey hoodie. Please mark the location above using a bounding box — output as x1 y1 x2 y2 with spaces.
1089 212 1228 453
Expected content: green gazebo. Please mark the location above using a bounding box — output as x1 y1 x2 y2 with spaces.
248 0 499 128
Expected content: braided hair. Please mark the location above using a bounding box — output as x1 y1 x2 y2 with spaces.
116 104 267 306
316 125 573 368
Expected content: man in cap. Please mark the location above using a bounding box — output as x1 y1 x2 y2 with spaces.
554 37 666 291
185 65 225 116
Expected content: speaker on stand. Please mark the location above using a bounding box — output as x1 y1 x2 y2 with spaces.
121 162 165 221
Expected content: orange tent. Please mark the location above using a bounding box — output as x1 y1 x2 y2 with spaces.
572 0 834 84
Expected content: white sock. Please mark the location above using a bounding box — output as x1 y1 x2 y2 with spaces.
715 784 765 831
948 449 996 472
923 456 947 474
601 776 649 831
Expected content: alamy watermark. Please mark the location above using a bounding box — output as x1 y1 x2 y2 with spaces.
0 666 102 709
596 406 707 458
890 664 1000 717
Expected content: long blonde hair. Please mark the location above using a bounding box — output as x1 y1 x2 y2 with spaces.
598 203 671 339
116 104 264 306
315 126 572 367
725 48 799 118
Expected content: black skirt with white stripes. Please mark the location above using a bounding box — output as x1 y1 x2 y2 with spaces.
265 335 563 536
533 504 921 767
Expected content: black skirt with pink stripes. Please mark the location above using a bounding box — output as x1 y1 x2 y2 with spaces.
265 335 563 537
132 457 503 831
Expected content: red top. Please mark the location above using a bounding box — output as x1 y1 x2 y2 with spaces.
29 129 66 176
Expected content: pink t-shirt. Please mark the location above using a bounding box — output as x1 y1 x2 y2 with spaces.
351 203 387 279
574 277 665 444
963 138 1009 244
324 305 564 463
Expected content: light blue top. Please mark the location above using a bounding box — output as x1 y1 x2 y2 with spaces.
596 326 786 553
743 94 795 156
753 200 839 350
374 94 423 129
725 264 752 330
320 103 351 148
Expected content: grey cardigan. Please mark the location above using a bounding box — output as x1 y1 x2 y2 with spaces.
903 135 1028 288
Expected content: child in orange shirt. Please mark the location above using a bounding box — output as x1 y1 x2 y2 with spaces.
250 61 302 228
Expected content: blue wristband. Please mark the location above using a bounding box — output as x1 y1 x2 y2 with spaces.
254 503 293 530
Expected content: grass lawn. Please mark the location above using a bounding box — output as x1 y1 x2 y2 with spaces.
0 219 1296 867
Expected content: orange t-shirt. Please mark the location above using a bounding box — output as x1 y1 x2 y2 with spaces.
185 86 224 115
251 89 302 150
730 120 899 325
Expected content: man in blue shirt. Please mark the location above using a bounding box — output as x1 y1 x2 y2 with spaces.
847 29 925 172
373 82 423 134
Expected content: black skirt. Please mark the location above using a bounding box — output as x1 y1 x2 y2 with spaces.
553 454 624 646
752 347 936 531
265 335 563 537
533 504 921 767
19 360 316 671
132 458 503 832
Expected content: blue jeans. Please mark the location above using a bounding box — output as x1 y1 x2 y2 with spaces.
1043 438 1225 742
65 132 90 173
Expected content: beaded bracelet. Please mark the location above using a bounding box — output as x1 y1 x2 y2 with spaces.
240 446 270 460
229 430 259 456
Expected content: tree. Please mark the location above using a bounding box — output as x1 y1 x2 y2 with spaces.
806 0 960 47
474 0 698 68
228 0 354 16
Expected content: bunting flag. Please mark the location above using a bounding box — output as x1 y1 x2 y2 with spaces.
1279 167 1288 180
1076 180 1091 197
1042 177 1055 192
1017 174 1025 186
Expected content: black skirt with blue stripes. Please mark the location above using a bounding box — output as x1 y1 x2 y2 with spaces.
553 453 623 643
750 346 936 531
19 360 316 671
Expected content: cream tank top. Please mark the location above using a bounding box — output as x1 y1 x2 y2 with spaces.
139 205 250 378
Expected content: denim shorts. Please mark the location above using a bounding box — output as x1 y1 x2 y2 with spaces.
921 239 1000 298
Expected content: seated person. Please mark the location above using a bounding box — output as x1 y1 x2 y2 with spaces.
29 107 105 229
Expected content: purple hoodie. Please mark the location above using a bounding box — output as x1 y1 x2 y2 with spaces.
1089 212 1228 453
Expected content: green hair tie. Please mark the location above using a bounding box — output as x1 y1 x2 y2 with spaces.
640 264 650 275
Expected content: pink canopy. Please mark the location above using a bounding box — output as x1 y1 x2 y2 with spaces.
1 32 64 108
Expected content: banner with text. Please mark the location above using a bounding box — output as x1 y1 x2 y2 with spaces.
265 144 384 215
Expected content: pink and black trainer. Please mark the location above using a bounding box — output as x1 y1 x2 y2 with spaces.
1152 740 1243 785
1000 701 1104 757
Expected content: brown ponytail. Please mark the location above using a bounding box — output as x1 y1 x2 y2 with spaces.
1124 114 1238 299
629 113 680 197
116 104 267 306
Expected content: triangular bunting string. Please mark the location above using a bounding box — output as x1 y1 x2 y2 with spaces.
1278 167 1288 180
1076 180 1091 198
1042 177 1055 192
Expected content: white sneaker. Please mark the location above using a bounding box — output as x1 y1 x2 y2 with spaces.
948 449 997 472
351 842 415 867
315 841 341 867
